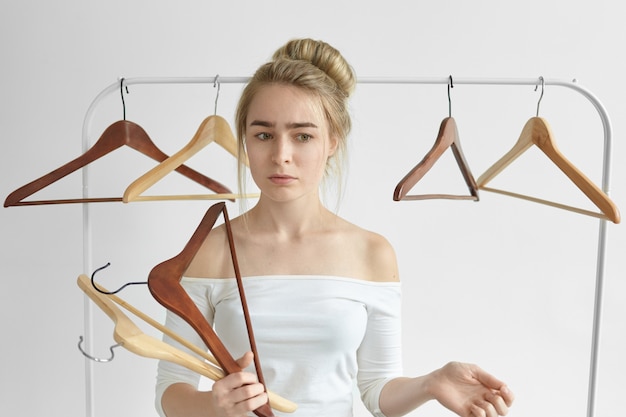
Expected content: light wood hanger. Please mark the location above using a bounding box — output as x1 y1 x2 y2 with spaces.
394 78 479 201
4 80 233 207
476 116 620 223
148 202 273 417
77 274 296 413
478 78 619 223
123 115 257 202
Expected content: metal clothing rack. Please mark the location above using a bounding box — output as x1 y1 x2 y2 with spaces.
80 76 614 417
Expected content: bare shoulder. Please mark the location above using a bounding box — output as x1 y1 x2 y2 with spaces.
361 227 400 283
338 218 399 283
182 221 233 278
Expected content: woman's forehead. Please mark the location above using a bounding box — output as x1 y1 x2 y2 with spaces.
247 84 326 126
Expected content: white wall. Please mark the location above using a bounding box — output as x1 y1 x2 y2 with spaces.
1 1 624 417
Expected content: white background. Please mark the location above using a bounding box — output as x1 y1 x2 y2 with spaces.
1 1 624 417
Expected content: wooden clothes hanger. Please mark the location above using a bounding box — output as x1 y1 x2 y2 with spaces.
4 80 232 207
77 274 296 413
122 80 254 203
147 202 273 417
122 114 256 202
394 116 479 201
394 78 479 201
476 81 620 223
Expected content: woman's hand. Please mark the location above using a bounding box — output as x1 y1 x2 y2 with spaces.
210 352 269 417
430 361 514 417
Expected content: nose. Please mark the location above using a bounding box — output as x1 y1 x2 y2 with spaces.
271 136 292 165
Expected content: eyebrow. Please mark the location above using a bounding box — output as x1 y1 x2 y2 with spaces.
249 120 318 129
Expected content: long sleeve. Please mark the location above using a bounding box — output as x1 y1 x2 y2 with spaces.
357 284 403 417
155 281 215 417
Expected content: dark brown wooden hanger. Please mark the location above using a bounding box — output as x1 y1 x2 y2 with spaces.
393 116 479 201
3 120 232 207
148 202 274 417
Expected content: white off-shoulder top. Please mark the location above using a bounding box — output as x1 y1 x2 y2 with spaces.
155 276 402 417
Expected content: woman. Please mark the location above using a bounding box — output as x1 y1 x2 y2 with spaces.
156 38 514 417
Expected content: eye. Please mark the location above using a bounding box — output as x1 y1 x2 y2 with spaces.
255 132 272 141
296 133 313 142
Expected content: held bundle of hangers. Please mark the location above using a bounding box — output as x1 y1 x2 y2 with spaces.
80 202 296 416
393 77 620 224
3 79 258 207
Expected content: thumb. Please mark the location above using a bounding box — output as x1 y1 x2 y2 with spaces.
473 365 515 406
236 351 254 370
473 365 505 390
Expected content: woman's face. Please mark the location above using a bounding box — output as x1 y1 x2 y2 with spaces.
245 84 337 203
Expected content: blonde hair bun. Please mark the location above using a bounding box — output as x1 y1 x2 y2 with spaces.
272 38 356 97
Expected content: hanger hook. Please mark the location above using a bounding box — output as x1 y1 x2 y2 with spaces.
120 78 129 120
534 76 544 117
77 335 122 363
213 74 221 115
90 262 147 295
447 75 454 117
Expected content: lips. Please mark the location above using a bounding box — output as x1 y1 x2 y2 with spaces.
269 174 296 185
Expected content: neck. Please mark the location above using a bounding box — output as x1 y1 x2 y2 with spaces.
247 194 333 239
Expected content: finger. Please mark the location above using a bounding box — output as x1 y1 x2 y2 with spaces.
214 370 260 393
499 385 515 407
233 391 270 415
236 351 255 369
469 403 486 417
470 401 497 417
230 381 266 404
485 391 510 416
212 376 265 411
472 366 506 391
